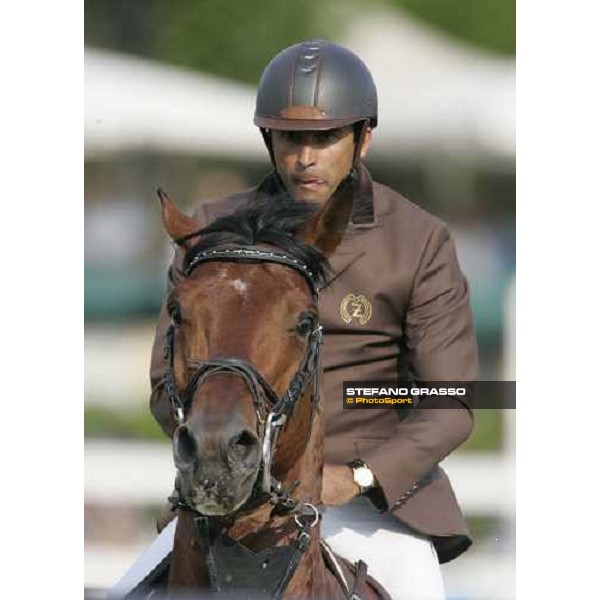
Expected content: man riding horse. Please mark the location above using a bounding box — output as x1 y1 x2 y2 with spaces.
149 40 478 599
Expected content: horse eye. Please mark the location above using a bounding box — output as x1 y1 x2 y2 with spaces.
168 302 182 326
295 316 314 337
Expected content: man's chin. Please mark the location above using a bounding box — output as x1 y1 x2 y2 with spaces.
290 187 330 204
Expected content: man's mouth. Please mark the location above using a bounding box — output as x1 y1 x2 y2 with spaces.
294 177 326 190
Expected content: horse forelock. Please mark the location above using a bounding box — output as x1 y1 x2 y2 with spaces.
183 199 330 287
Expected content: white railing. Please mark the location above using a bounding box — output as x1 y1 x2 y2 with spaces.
84 440 514 516
84 440 514 598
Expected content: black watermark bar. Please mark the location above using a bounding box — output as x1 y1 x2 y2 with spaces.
342 381 516 410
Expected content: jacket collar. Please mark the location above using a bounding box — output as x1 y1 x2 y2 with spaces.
349 162 380 228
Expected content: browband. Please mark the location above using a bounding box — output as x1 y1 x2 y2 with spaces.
185 247 320 299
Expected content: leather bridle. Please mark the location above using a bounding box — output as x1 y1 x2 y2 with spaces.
163 246 324 495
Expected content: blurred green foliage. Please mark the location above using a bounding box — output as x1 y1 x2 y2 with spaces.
462 409 503 451
85 404 503 451
154 0 331 85
466 514 506 541
85 0 330 85
85 405 167 441
391 0 515 55
85 0 514 85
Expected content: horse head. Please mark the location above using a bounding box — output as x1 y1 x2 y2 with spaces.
158 183 352 517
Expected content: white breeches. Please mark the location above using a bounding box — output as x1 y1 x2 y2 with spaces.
321 498 446 600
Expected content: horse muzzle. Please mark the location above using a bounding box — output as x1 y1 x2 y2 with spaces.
172 423 262 515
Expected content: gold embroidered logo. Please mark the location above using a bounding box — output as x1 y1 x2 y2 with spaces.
340 294 373 325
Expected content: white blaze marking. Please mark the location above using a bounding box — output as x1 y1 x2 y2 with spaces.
231 278 248 294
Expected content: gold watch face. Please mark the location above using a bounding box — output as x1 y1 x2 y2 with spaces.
354 466 374 488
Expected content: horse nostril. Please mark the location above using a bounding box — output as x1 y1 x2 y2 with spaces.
228 429 260 466
233 430 257 447
175 425 198 466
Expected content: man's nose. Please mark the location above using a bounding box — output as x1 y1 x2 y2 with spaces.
296 143 317 169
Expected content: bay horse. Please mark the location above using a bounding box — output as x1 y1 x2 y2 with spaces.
149 182 389 599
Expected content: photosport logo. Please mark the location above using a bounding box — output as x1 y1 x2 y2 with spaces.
342 381 516 410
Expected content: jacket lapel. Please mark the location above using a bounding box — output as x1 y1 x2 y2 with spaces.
323 164 382 288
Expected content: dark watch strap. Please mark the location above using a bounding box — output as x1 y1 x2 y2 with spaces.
347 460 388 512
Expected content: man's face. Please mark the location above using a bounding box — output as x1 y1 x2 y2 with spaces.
271 126 371 204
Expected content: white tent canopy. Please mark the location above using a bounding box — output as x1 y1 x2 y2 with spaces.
344 9 515 166
85 49 262 159
85 10 514 168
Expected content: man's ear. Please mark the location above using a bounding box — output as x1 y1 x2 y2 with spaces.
359 127 373 160
157 188 202 248
296 182 353 257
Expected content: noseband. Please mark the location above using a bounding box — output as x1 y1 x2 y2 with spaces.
163 247 323 495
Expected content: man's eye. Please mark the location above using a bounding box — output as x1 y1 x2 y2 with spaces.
283 131 300 144
318 132 337 143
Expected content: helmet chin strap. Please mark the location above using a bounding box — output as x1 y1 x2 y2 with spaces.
341 120 369 189
352 121 369 170
260 127 276 166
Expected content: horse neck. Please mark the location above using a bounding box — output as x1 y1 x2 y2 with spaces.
282 399 325 506
228 401 329 597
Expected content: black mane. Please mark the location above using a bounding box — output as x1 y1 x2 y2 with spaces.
183 197 330 287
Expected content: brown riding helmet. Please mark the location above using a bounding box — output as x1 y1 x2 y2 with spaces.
254 40 378 132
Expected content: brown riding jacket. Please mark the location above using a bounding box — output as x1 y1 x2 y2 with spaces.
149 164 478 564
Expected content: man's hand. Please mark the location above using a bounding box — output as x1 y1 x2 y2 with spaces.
321 463 360 506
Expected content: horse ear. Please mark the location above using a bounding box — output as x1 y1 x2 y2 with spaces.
158 188 202 247
296 186 353 257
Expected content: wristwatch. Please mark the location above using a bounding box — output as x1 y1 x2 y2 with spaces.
347 459 376 494
347 459 388 512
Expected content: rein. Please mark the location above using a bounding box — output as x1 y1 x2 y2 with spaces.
163 246 325 597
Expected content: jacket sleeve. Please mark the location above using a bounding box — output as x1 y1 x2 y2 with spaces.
148 204 208 438
361 221 478 510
